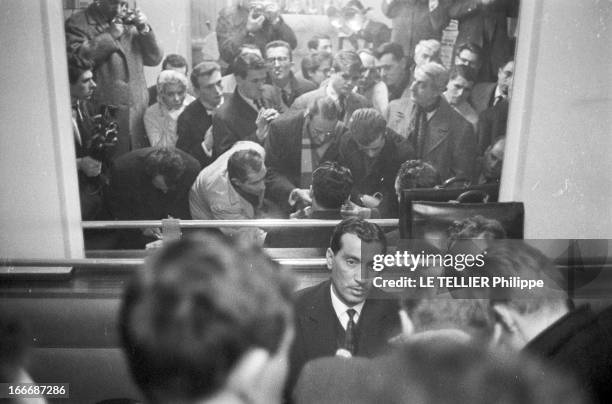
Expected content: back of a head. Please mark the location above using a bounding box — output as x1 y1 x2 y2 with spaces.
483 240 569 314
374 42 404 62
120 235 294 403
67 53 93 85
332 50 363 74
144 148 186 187
232 52 266 79
348 108 387 146
396 160 441 190
312 162 353 209
227 148 264 182
376 341 588 404
162 54 188 71
307 95 340 121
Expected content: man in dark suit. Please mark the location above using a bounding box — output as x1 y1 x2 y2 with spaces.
339 108 413 218
484 241 612 404
450 0 519 82
265 96 343 213
106 147 200 248
265 161 353 248
387 62 477 183
212 52 284 157
469 59 514 114
291 50 370 125
176 61 224 168
288 218 400 397
264 40 316 108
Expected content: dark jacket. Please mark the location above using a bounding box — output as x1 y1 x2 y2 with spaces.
264 110 343 210
107 147 200 221
264 210 343 248
525 305 612 404
176 99 214 168
288 280 400 399
216 5 297 68
212 86 284 157
271 72 317 108
291 86 371 125
338 129 413 217
65 3 163 157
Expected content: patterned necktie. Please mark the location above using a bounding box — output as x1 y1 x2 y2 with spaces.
344 308 357 354
281 88 291 107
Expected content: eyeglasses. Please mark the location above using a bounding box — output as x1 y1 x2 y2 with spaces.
266 56 290 64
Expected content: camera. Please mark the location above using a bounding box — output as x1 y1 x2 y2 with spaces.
88 105 119 162
120 9 138 25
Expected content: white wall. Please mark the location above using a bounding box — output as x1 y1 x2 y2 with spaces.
502 0 612 238
0 1 84 258
143 0 191 86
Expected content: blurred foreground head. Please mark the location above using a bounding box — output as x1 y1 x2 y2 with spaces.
120 234 295 404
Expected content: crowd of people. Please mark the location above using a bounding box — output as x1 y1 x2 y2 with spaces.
64 0 518 248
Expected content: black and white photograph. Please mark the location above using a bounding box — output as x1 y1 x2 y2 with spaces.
1 0 612 403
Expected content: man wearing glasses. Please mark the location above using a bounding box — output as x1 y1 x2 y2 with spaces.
292 50 370 124
265 96 344 214
264 40 317 108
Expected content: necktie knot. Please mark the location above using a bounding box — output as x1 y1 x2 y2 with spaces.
347 308 356 322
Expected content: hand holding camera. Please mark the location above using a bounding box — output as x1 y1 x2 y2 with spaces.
246 7 266 33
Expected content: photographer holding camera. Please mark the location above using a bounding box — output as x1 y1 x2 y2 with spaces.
216 0 297 71
65 0 163 159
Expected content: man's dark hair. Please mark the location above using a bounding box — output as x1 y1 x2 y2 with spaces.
396 160 441 190
67 53 93 85
332 50 363 74
312 162 353 209
374 42 404 61
227 149 264 183
301 51 332 80
447 215 506 241
330 217 387 254
349 108 387 146
307 34 331 51
377 341 588 404
456 42 483 61
307 96 340 121
232 52 267 79
190 60 221 89
162 54 188 71
483 241 570 314
119 234 294 403
265 40 293 61
144 148 186 187
449 64 478 84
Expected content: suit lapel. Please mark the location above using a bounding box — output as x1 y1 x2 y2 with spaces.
302 280 342 357
423 101 451 157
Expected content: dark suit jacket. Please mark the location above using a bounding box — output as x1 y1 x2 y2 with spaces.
382 0 450 59
450 0 519 81
212 86 284 157
288 280 400 399
264 110 343 210
387 96 477 182
264 210 342 248
270 72 317 108
290 86 371 125
469 81 497 114
176 99 214 168
107 147 200 221
338 129 413 218
525 305 612 404
477 98 508 154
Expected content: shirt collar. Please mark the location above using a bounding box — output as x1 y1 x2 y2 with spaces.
330 283 365 329
237 88 260 112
